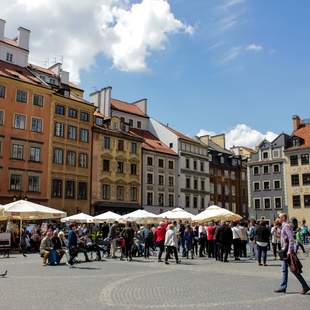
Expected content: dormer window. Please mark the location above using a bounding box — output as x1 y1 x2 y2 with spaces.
64 90 70 97
6 53 13 63
262 151 269 160
292 138 300 147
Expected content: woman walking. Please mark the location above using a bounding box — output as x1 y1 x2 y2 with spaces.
165 224 180 265
271 220 281 260
255 221 270 266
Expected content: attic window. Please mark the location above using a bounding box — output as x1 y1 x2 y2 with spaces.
6 53 13 63
169 143 173 148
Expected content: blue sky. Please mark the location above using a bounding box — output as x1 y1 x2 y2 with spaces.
80 0 310 139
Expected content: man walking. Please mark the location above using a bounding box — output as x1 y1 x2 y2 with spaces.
154 222 167 262
165 224 180 265
274 213 310 294
68 223 78 267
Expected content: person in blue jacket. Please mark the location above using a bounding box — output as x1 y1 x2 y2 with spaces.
68 223 78 267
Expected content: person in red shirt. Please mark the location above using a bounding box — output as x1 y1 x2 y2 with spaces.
154 222 167 262
207 222 216 258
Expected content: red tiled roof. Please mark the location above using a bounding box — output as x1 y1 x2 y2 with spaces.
111 99 147 117
130 129 177 156
286 124 310 152
0 38 28 51
0 60 47 86
165 125 201 145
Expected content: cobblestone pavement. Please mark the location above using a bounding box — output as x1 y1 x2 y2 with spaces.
0 252 309 310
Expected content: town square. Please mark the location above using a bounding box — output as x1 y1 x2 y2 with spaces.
1 1 310 309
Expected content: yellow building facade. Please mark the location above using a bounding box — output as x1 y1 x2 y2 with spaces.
92 115 143 214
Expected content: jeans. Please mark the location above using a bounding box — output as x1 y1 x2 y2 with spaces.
257 245 267 264
272 242 281 259
207 240 215 258
240 240 247 258
125 240 133 260
144 240 151 258
280 259 309 290
165 246 179 263
233 238 241 259
157 240 165 260
185 240 194 258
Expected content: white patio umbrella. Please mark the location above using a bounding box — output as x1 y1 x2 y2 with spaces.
159 207 193 221
192 205 242 224
120 209 160 224
92 211 121 224
61 212 93 224
2 199 66 245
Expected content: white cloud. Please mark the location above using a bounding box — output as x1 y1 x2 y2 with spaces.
0 0 192 82
197 124 278 149
246 43 263 52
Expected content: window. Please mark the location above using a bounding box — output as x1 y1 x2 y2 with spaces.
200 180 206 191
55 104 65 115
193 197 198 208
68 108 78 118
290 155 298 166
54 122 65 137
80 128 89 143
220 157 224 164
263 181 270 190
10 174 22 191
117 186 124 201
169 194 174 207
302 173 310 185
147 156 153 166
112 161 122 174
0 85 5 98
168 160 174 169
130 163 137 175
28 176 40 192
6 52 13 62
158 175 164 186
293 195 301 208
0 110 4 126
31 118 42 133
275 197 282 209
200 162 204 172
80 111 90 122
262 151 269 159
158 158 164 168
65 181 75 199
52 179 62 198
131 142 137 154
78 182 87 200
264 198 271 209
130 186 137 201
274 180 281 190
301 154 309 165
253 166 259 175
11 144 24 160
193 161 197 170
194 179 198 190
102 184 111 200
29 147 41 162
169 143 173 149
67 125 77 140
157 193 163 206
254 199 261 210
201 196 205 209
304 195 310 208
147 192 153 205
104 137 110 149
79 153 88 168
33 94 44 107
67 151 76 166
273 149 280 158
53 148 64 164
14 114 26 129
117 139 124 151
95 117 104 126
147 173 153 184
186 177 191 189
129 119 133 127
186 158 190 169
263 165 269 174
231 185 236 196
137 121 141 129
103 159 110 172
273 164 280 173
224 170 229 178
185 195 190 208
168 176 174 187
16 89 27 103
291 174 300 186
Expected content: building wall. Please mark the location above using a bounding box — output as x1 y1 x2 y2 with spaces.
48 94 95 214
142 149 178 214
112 109 148 130
0 76 51 204
91 118 142 215
285 149 310 224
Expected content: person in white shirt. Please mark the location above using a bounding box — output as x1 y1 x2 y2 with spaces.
165 224 180 265
231 222 241 261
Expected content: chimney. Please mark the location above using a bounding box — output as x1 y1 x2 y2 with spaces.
133 98 147 115
0 19 5 41
210 134 226 149
199 135 210 146
292 115 301 131
60 70 69 85
17 26 31 50
90 86 112 117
